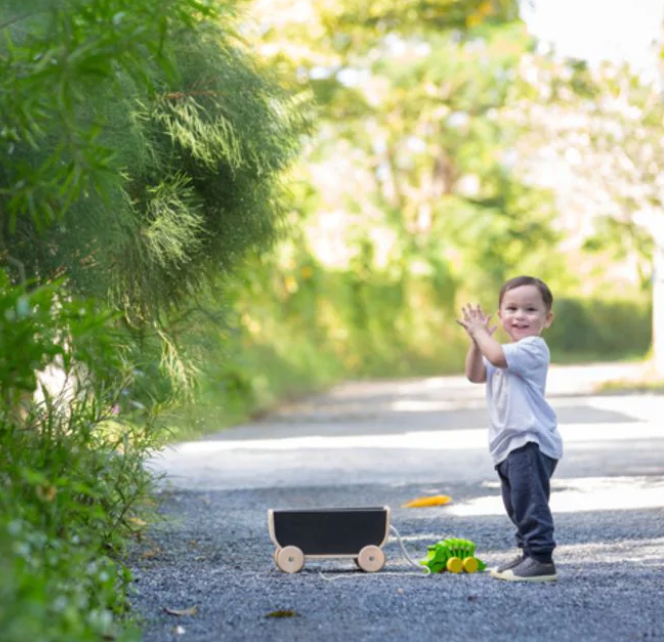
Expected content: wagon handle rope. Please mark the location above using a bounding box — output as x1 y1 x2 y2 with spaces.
390 525 432 575
318 525 431 581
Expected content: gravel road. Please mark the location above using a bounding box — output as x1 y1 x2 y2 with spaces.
130 363 664 642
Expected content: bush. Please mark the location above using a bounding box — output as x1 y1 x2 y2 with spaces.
546 297 651 360
0 273 159 641
1 0 311 324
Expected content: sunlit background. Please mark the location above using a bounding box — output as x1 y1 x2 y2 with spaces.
169 0 664 434
522 0 663 75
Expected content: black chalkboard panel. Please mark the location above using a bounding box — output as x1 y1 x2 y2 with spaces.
269 507 389 556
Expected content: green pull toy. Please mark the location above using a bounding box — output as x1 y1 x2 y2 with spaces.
420 538 487 574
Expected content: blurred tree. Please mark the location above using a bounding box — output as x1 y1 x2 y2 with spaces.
506 51 664 369
246 0 559 297
249 0 518 64
0 0 311 325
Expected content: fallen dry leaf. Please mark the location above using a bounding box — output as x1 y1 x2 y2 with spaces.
127 516 147 527
266 610 299 618
164 606 198 617
402 494 453 508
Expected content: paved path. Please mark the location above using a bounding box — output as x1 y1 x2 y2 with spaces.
132 363 664 642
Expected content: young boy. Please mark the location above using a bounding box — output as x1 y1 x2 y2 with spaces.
456 275 562 582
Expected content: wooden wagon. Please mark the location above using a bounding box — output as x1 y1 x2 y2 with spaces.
268 506 391 573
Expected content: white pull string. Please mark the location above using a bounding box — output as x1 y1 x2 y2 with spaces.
390 525 431 574
318 524 430 581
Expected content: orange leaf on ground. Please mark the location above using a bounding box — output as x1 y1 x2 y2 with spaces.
402 495 453 508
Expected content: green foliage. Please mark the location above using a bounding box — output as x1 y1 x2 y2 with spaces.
255 13 561 301
0 272 119 407
251 0 519 65
1 0 311 323
546 297 651 358
329 0 518 35
0 523 139 642
0 274 159 641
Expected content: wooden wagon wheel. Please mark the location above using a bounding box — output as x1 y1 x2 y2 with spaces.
356 545 385 573
276 546 305 573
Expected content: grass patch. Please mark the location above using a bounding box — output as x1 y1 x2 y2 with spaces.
595 366 664 395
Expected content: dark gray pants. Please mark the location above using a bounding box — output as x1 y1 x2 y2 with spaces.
495 441 558 564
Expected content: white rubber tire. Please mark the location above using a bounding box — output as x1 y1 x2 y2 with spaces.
356 545 386 573
276 546 305 573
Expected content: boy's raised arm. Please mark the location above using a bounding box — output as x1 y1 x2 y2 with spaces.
457 304 507 373
471 325 507 368
464 341 486 383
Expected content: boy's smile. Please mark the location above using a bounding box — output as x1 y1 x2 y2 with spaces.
498 285 553 342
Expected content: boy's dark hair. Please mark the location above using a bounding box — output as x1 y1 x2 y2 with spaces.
499 276 553 311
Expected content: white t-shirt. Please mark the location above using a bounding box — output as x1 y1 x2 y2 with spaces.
484 336 563 465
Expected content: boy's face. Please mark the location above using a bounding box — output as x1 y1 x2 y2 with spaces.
498 284 553 342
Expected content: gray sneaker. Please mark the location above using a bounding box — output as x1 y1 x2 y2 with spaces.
491 556 557 582
490 551 526 576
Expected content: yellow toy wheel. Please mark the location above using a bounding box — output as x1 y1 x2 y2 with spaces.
462 557 479 574
446 557 463 573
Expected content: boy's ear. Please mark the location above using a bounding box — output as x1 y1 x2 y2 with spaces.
545 310 554 328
